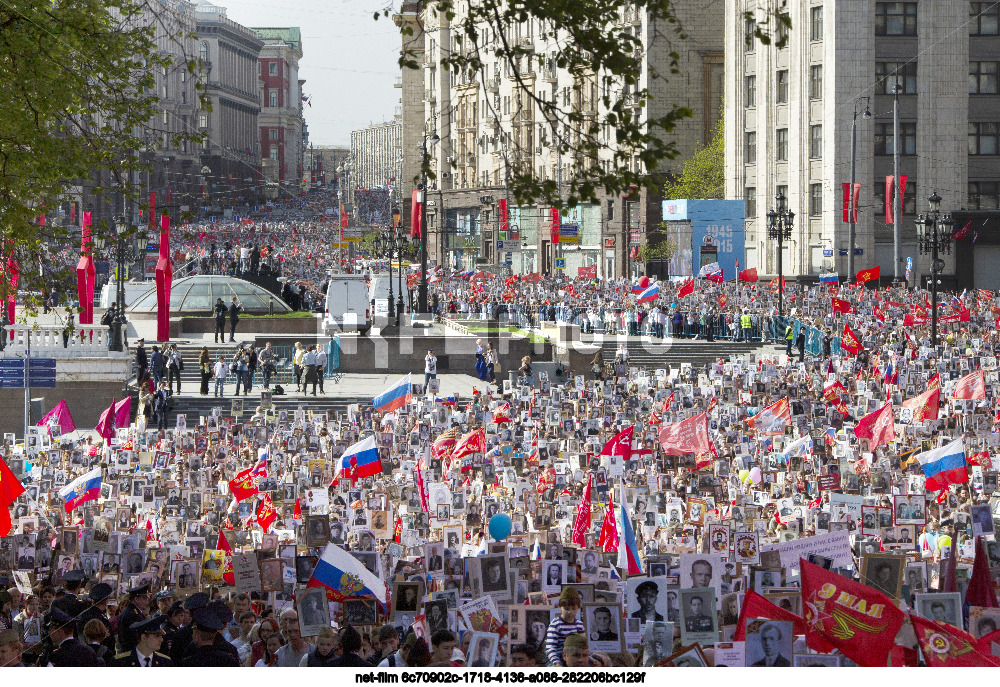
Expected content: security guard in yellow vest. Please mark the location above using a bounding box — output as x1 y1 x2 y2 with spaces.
740 310 752 341
785 322 794 355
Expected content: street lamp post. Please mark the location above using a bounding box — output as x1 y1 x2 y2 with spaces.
848 98 871 278
915 191 952 347
418 133 440 314
766 192 795 318
395 231 405 320
375 233 396 320
94 217 148 351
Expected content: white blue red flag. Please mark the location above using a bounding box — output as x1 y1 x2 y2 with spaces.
616 484 644 575
819 273 839 284
916 438 968 491
373 373 412 413
636 282 659 303
306 542 387 603
335 436 382 481
59 467 102 513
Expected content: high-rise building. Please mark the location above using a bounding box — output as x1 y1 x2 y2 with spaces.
195 0 264 211
252 27 306 192
724 1 994 287
349 122 403 226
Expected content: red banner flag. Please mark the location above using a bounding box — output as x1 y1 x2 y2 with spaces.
901 387 940 422
677 278 694 298
885 176 894 224
841 323 863 355
255 493 278 532
410 189 423 238
800 557 904 666
832 298 855 314
854 402 895 448
599 425 634 461
597 488 619 552
852 183 861 223
394 516 402 543
550 207 560 244
842 182 850 223
227 467 259 502
910 613 1000 666
451 428 486 461
216 530 236 585
746 396 790 435
856 265 880 283
733 589 814 645
737 267 758 282
0 455 26 537
953 369 986 399
571 474 593 546
953 219 972 240
658 411 710 456
823 380 850 417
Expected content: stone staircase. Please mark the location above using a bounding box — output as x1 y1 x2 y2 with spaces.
593 337 766 369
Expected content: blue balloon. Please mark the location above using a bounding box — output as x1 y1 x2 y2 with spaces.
488 513 512 541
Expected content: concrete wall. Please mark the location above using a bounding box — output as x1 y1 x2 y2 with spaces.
0 383 132 436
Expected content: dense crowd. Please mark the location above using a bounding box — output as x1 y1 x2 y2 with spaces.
4 267 1000 668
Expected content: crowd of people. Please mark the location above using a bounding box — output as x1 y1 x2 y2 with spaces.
3 264 1000 668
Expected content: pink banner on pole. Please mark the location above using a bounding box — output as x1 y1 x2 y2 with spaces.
155 214 172 341
4 242 18 336
76 212 96 324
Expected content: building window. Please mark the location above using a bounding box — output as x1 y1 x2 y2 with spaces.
809 124 823 158
198 113 208 128
809 65 823 99
744 131 757 164
810 6 824 40
776 128 788 161
809 183 823 216
875 61 917 94
969 181 1000 209
969 122 1000 155
745 16 756 51
269 62 278 76
874 122 916 155
268 90 278 107
970 61 999 94
875 2 917 36
776 185 788 204
270 145 278 160
199 42 208 61
776 70 788 103
971 2 1000 35
269 128 279 141
875 181 916 215
745 187 756 218
745 75 756 108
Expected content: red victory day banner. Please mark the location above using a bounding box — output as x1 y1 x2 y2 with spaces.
738 267 758 282
677 278 694 298
856 265 880 283
910 613 1000 666
800 558 904 666
832 298 855 314
841 323 863 355
256 494 278 532
658 411 710 456
901 387 940 422
854 402 895 448
599 425 634 461
451 428 486 461
746 396 790 436
823 380 850 418
227 467 259 502
953 369 986 399
571 474 592 546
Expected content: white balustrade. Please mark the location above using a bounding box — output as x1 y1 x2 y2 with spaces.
6 324 125 357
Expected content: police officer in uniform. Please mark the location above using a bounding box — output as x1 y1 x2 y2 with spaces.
45 607 100 667
51 570 86 616
78 582 116 656
161 601 187 657
115 584 150 653
166 591 209 665
181 606 240 667
111 616 173 666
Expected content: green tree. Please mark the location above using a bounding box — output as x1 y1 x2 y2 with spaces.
662 116 724 200
386 2 787 209
637 229 677 264
0 0 205 306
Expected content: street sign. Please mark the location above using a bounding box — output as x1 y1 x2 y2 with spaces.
497 240 521 252
0 358 24 388
555 258 566 269
823 249 833 257
505 253 513 265
0 358 57 388
838 248 864 256
558 224 579 244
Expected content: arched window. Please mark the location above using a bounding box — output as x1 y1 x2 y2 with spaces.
199 42 209 62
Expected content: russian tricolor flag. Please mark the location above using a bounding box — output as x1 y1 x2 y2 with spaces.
335 436 382 481
616 485 644 575
372 373 412 413
819 273 839 284
916 438 968 491
59 467 102 513
435 395 457 406
307 542 387 603
636 282 659 304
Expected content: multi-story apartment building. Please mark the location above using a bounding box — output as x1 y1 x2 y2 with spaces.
349 121 403 225
403 2 723 277
252 27 306 190
195 0 264 211
725 1 1000 289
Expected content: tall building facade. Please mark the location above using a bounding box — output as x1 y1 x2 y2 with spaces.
723 0 998 287
349 121 403 225
252 27 306 189
195 0 264 211
404 2 723 276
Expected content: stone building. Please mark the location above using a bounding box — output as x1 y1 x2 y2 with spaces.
252 27 307 191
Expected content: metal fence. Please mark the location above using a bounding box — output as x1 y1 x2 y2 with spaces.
771 316 843 357
210 338 341 385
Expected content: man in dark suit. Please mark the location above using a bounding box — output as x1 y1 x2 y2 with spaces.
751 622 790 667
181 607 239 667
135 339 148 381
46 607 100 667
112 616 173 666
115 584 149 654
78 582 115 655
51 570 87 617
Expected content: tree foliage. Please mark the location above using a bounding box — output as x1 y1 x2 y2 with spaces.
0 0 206 306
662 115 724 201
382 2 787 210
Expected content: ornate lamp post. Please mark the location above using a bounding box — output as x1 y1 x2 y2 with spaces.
766 192 795 317
94 217 148 351
915 191 952 347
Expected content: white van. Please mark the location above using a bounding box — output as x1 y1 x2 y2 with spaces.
324 274 371 333
369 275 392 317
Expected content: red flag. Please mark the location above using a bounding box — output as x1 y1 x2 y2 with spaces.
885 175 894 223
415 464 430 512
910 614 1000 666
216 530 236 585
658 411 710 456
856 266 880 283
550 207 560 244
953 369 986 399
746 396 790 436
841 323 863 355
597 489 619 552
832 298 855 315
854 402 895 448
95 398 116 440
717 294 728 309
968 537 1000 608
255 493 278 532
227 467 259 502
823 380 850 418
491 402 511 424
571 475 593 546
800 558 904 666
852 182 861 223
677 278 694 298
952 219 972 240
733 589 816 645
0 455 26 537
293 497 302 520
410 189 423 238
394 516 402 543
451 428 486 461
842 182 851 223
432 427 458 463
737 267 758 282
902 387 940 422
648 408 662 426
768 275 786 291
599 425 634 461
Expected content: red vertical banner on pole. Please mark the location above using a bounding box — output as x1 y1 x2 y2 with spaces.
410 189 423 238
852 183 861 223
898 175 907 217
885 176 894 224
842 183 850 223
148 192 156 232
499 198 508 236
155 215 172 342
76 212 96 324
550 207 560 244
